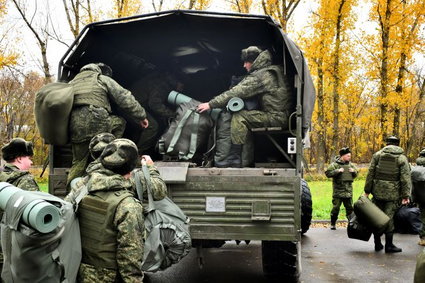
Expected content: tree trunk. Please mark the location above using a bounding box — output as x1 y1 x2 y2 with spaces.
316 57 326 173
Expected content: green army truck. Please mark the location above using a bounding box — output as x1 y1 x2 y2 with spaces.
50 10 315 281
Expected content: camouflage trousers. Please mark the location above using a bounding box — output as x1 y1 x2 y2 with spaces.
330 197 353 220
136 112 160 154
67 106 126 188
372 199 399 234
78 262 144 283
230 110 286 145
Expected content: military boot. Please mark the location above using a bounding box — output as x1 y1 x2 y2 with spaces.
374 234 383 252
330 216 337 230
385 233 402 253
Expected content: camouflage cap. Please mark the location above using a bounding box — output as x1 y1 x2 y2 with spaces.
100 138 139 175
1 138 34 162
385 136 400 146
89 133 116 160
241 46 262 63
339 147 351 156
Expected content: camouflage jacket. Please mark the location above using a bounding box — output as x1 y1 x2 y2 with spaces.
70 64 146 124
364 145 411 201
0 163 39 191
325 157 358 198
75 168 145 283
208 50 292 124
411 157 425 204
130 71 177 119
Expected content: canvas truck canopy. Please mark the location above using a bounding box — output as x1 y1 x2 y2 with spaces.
58 10 315 134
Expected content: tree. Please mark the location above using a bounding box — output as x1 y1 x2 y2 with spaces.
261 0 301 32
228 0 253 13
0 0 18 69
113 0 141 18
10 0 52 83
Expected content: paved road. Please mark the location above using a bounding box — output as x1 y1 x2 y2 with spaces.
147 228 422 283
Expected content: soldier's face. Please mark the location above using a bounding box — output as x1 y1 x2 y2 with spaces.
341 153 351 162
243 61 253 72
16 156 33 171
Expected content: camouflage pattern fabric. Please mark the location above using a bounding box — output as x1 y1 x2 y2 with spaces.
331 197 353 220
419 204 425 238
131 165 168 201
73 168 145 283
208 50 292 145
364 145 411 201
372 199 399 233
325 157 358 198
0 163 39 278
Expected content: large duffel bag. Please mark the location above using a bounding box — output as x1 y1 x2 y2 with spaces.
0 182 81 283
354 196 390 234
347 213 372 241
158 99 214 161
34 82 74 145
394 205 422 234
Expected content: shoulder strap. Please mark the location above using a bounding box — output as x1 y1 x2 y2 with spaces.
141 164 155 212
179 111 200 160
167 109 195 154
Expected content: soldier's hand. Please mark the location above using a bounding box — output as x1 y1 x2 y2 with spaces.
141 118 149 128
338 168 344 173
363 193 370 198
348 168 355 173
197 102 211 113
401 198 410 205
141 155 154 166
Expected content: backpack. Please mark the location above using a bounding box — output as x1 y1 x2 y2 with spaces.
158 99 214 161
134 166 191 272
0 182 81 283
35 82 74 145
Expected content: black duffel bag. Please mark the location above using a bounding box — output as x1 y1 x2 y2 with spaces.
347 213 372 241
394 205 422 234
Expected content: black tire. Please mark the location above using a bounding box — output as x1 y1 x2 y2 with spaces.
301 179 313 234
262 240 300 282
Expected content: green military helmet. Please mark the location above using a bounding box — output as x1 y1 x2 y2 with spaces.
241 46 262 63
96 62 113 77
1 138 34 162
385 136 400 146
416 149 425 166
100 138 139 175
89 133 116 160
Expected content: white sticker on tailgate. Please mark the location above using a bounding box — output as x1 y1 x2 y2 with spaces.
205 196 226 212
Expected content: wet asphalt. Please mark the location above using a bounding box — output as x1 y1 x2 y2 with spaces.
146 227 422 283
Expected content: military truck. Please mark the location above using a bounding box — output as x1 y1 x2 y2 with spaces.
50 10 315 281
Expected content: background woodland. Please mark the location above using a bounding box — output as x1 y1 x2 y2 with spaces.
1 0 425 172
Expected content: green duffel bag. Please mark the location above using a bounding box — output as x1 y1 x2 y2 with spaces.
34 82 74 145
354 195 390 234
415 248 425 283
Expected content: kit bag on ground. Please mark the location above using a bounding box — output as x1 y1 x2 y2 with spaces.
394 205 422 234
158 99 214 161
347 212 372 241
134 166 191 272
34 82 74 145
354 195 390 234
0 182 81 283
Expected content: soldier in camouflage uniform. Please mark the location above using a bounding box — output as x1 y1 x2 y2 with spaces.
411 149 425 246
364 136 411 253
197 46 292 167
325 147 358 230
67 63 148 188
72 139 166 283
129 70 184 153
0 138 39 277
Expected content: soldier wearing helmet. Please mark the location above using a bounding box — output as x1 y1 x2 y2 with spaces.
67 63 149 188
197 46 292 167
364 136 411 253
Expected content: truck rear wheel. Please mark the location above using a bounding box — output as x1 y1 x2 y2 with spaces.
262 240 300 282
301 180 312 234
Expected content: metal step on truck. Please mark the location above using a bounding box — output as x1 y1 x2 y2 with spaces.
49 10 316 282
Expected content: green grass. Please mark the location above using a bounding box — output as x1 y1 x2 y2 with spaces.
308 180 365 220
39 183 48 192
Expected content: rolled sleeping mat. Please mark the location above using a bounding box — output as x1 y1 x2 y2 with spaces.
0 182 61 234
354 195 390 234
168 90 221 121
226 97 244 113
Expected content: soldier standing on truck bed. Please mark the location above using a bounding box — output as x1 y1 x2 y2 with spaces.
325 147 358 230
364 136 411 253
197 46 292 167
67 63 148 188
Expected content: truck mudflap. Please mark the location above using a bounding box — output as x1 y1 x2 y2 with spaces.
156 165 301 242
